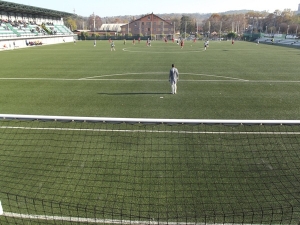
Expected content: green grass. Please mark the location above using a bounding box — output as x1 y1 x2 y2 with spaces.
0 40 300 224
0 40 300 119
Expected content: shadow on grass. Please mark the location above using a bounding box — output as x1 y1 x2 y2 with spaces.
98 92 170 95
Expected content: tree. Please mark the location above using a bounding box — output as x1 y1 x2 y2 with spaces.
180 15 194 36
209 13 222 33
80 32 88 40
281 9 293 22
227 32 237 39
65 17 77 31
75 16 88 30
88 14 102 31
170 17 180 33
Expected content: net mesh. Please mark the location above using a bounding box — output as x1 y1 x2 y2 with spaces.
0 116 300 224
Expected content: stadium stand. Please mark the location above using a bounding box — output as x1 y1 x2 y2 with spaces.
0 1 73 37
257 36 300 47
0 19 72 37
292 41 300 46
55 25 73 35
0 1 75 50
0 22 16 38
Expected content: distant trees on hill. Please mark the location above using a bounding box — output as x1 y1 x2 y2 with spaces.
65 9 300 37
202 9 299 36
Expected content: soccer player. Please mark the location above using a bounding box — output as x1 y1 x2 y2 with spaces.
111 41 115 51
180 39 184 49
204 41 207 51
169 64 179 94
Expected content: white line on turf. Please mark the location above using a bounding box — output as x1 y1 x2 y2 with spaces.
1 126 300 135
1 75 299 83
81 72 248 81
2 211 267 225
122 48 204 54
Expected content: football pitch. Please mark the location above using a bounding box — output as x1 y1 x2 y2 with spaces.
0 39 300 119
0 40 300 225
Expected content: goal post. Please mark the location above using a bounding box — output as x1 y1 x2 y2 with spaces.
0 114 300 225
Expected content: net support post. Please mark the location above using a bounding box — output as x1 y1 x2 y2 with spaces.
0 200 3 215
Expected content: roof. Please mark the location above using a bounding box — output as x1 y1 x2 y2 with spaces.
100 24 126 32
0 0 73 17
129 13 173 25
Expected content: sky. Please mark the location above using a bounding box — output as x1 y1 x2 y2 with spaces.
3 0 300 17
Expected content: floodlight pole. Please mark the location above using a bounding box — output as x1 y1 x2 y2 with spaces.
174 21 175 39
93 12 95 32
151 21 152 40
185 21 187 39
219 21 222 40
93 12 96 40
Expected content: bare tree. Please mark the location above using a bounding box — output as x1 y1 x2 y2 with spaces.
87 14 102 31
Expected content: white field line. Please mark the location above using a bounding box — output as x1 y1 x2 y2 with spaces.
122 48 264 54
82 72 248 82
2 211 266 225
1 77 300 83
0 77 245 82
82 72 163 79
0 76 299 83
122 48 205 54
1 126 300 135
0 78 80 81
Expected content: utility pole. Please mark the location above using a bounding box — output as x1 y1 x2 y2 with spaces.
93 12 95 32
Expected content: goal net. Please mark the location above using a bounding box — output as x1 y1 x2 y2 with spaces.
0 114 300 225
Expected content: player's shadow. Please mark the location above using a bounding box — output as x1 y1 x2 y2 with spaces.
98 92 169 95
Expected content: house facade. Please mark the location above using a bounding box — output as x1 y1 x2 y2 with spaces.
121 13 174 39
